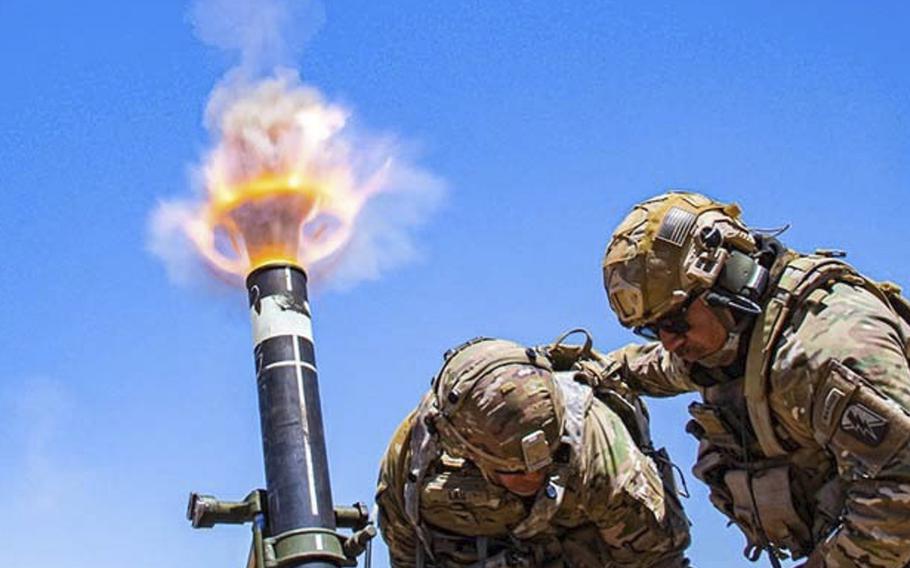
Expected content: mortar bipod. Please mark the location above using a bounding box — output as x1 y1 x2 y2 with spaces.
187 491 377 568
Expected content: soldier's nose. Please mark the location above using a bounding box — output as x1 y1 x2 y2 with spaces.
658 329 686 353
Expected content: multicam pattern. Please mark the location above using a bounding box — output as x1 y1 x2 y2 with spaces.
375 352 691 568
431 339 561 475
601 258 910 567
601 191 754 328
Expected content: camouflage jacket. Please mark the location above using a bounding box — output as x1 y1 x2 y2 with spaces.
601 253 910 567
375 374 691 568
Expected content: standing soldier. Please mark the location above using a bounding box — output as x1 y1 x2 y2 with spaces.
598 191 910 567
376 333 692 568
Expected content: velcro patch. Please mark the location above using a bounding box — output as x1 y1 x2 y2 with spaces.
813 361 910 477
840 403 889 447
820 387 846 428
656 207 697 246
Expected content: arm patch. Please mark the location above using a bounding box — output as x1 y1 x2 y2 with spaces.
812 361 910 476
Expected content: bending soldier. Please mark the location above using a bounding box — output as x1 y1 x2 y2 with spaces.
376 334 691 568
598 191 910 567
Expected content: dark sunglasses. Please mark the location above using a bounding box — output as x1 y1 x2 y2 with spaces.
633 294 700 340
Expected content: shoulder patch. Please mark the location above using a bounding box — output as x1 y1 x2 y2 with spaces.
812 361 910 476
840 403 889 447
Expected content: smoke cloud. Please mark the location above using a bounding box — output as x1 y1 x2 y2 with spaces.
188 0 325 74
149 0 445 292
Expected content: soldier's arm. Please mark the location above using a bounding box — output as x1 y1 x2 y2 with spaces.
786 283 910 567
584 342 700 398
376 416 423 568
583 404 691 567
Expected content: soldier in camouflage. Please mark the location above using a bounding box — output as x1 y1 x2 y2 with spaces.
376 333 692 568
597 191 910 567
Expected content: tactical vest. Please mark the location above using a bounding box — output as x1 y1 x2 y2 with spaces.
688 254 910 559
403 372 594 568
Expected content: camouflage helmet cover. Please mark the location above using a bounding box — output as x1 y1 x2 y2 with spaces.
431 338 563 473
602 191 756 328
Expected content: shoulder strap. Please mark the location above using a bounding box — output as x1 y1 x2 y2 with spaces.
878 282 910 359
744 256 863 457
553 372 593 450
403 394 443 562
544 329 655 448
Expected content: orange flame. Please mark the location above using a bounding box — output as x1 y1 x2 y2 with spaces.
150 73 441 289
178 77 385 280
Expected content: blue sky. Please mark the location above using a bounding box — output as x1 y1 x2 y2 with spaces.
1 1 908 567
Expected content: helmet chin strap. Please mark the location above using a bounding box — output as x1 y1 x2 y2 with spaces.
694 329 741 368
694 245 770 369
695 293 758 369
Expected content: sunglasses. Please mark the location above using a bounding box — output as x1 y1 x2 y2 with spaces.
633 293 700 340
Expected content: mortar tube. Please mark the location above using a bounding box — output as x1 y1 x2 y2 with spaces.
247 263 336 568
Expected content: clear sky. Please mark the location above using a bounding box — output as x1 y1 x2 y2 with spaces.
1 1 908 567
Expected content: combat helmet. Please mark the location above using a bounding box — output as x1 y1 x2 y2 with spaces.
603 191 765 332
428 338 563 474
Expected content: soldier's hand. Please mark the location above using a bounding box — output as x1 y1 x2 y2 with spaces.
573 355 626 391
573 358 608 386
544 343 587 371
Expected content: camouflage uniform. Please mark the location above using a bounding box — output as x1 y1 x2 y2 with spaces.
376 336 691 568
600 192 910 567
